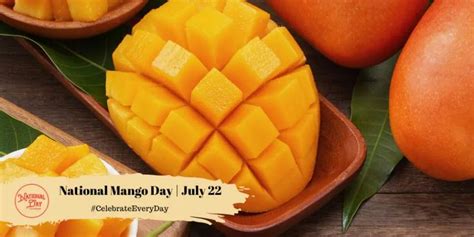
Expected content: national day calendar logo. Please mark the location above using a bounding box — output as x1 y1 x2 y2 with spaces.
14 184 49 218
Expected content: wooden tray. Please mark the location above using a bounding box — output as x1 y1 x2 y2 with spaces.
0 97 188 237
17 38 367 236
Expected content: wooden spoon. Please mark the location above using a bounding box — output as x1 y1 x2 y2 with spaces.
0 0 147 39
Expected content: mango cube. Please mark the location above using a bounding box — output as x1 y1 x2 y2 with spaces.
56 220 104 237
126 117 160 157
293 65 318 106
191 69 243 126
248 140 304 202
262 27 305 76
66 0 108 22
131 86 185 126
112 35 137 72
180 159 215 180
13 135 68 174
61 154 108 178
106 71 155 106
124 30 166 78
51 0 72 21
14 0 53 20
107 99 134 138
248 69 311 130
145 2 197 47
232 165 276 212
220 104 279 159
151 41 208 101
196 132 243 182
186 8 235 69
98 218 132 237
56 144 90 173
160 106 213 154
132 10 160 36
146 135 191 175
223 0 270 48
222 37 280 98
0 162 37 183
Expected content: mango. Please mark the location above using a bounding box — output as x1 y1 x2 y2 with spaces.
98 219 132 237
66 0 108 22
108 0 320 212
61 154 108 178
51 0 72 21
0 223 10 237
56 220 104 237
13 0 53 20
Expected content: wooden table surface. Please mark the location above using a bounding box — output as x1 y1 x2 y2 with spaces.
1 1 474 235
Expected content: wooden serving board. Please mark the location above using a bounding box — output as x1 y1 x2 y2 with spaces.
0 97 189 237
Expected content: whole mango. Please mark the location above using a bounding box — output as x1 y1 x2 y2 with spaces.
390 0 474 181
267 0 429 68
106 0 321 212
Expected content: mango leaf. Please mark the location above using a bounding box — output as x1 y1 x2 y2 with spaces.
0 0 165 108
0 111 41 156
342 54 404 231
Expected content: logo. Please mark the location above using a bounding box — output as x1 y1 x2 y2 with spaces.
14 184 49 218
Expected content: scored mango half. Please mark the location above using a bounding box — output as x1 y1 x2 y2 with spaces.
107 0 321 212
0 135 130 237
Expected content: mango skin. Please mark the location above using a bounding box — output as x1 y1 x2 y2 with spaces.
389 0 474 181
267 0 429 68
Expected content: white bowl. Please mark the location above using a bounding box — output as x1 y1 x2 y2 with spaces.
1 149 139 237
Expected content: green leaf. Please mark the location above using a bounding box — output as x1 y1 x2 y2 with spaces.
0 0 166 108
343 54 404 231
0 111 41 156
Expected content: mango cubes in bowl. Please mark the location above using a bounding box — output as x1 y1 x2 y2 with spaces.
107 0 321 212
7 0 124 22
0 135 132 237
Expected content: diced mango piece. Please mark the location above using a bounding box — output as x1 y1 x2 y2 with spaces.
160 107 213 154
222 37 280 98
220 104 279 159
259 20 278 38
132 10 159 35
55 144 90 173
180 159 215 180
112 35 137 72
98 218 132 237
185 8 235 69
144 2 197 47
124 30 166 78
51 0 72 21
231 165 276 212
151 41 208 100
61 154 108 177
106 71 156 106
0 162 37 182
66 0 108 22
0 222 10 237
56 220 104 237
300 141 318 180
146 135 191 175
191 69 243 126
280 103 320 160
14 0 53 20
107 99 134 138
262 27 305 75
223 0 270 47
126 117 160 157
248 69 311 130
131 86 185 126
13 135 68 174
196 132 243 182
292 65 318 106
108 0 123 9
248 140 304 203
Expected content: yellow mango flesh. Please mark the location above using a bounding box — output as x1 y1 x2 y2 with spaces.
108 0 320 212
0 223 10 237
51 0 72 21
98 218 131 237
56 220 103 237
3 136 125 236
66 0 108 22
14 0 53 20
